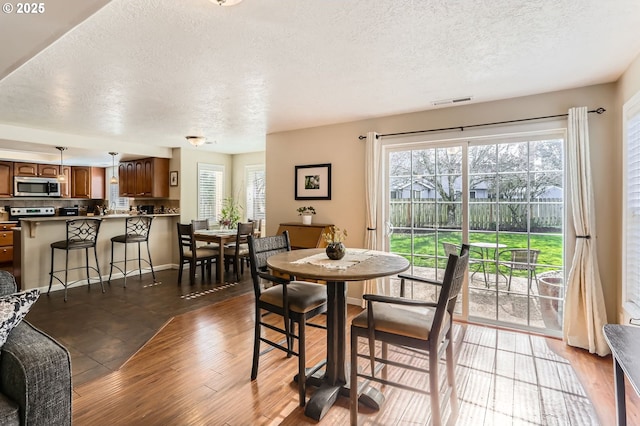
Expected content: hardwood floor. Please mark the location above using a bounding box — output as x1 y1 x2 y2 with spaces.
25 269 640 425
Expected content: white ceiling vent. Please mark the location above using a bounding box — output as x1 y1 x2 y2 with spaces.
432 96 473 106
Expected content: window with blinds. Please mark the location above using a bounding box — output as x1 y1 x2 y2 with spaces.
106 166 129 210
624 91 640 318
197 163 224 221
246 165 265 221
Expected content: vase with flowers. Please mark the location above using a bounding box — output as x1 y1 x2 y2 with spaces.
323 225 348 260
219 197 241 229
297 206 316 225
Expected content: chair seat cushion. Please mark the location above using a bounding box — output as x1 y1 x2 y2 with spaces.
184 247 219 258
351 302 448 340
223 244 249 256
50 240 95 250
260 281 327 314
111 234 147 243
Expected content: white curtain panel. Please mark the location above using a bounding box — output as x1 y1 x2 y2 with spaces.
363 131 382 302
564 106 610 356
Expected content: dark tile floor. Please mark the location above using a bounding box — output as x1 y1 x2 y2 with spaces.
25 268 253 386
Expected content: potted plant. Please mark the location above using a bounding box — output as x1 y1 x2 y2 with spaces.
322 225 348 260
297 206 316 225
220 197 241 229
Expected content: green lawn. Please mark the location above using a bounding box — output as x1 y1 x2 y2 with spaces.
390 230 563 274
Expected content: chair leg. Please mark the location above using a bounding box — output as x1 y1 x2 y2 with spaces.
48 248 55 295
123 242 128 288
190 259 196 285
251 308 261 380
63 250 69 302
138 242 142 278
93 246 105 293
507 269 514 291
108 240 115 283
445 332 459 418
146 241 157 282
350 331 359 426
298 317 306 407
178 261 184 284
85 248 91 289
429 351 442 426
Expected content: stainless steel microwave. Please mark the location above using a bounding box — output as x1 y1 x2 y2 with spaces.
14 176 61 197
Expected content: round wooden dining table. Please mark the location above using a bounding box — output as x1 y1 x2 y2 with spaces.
267 248 409 421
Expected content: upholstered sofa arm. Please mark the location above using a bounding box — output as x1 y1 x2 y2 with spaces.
0 321 72 426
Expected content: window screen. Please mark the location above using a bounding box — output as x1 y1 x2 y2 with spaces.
198 163 224 221
246 165 265 221
624 92 640 317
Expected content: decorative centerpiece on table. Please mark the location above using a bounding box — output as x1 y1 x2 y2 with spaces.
323 225 348 260
219 197 241 229
297 206 316 225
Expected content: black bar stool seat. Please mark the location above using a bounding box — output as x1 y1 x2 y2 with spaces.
108 216 157 287
48 218 104 302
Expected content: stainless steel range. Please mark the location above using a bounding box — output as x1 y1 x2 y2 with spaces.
8 206 56 220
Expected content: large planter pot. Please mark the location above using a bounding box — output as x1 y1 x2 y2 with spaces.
301 214 313 225
538 274 564 331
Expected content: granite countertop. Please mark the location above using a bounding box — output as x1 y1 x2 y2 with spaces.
19 213 180 222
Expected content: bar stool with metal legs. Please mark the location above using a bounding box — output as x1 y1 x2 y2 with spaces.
108 216 156 287
48 218 104 302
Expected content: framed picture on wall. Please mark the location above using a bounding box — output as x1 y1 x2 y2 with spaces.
295 163 331 200
169 171 179 187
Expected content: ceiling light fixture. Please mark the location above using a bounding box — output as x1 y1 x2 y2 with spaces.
55 147 67 182
211 0 243 5
186 136 206 147
109 152 118 184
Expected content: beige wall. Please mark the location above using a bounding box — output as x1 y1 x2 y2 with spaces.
266 84 621 315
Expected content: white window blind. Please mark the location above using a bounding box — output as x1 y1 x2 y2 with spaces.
246 165 265 221
106 166 129 210
624 91 640 318
197 163 224 222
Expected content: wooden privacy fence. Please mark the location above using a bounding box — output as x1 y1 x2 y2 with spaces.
389 199 562 232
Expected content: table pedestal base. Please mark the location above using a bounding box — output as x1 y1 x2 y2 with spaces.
303 374 385 421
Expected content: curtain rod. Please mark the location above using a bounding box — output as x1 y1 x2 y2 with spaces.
357 107 606 140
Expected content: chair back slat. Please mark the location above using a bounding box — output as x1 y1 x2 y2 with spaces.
67 218 102 244
126 216 153 238
431 244 470 337
247 231 291 296
177 223 196 256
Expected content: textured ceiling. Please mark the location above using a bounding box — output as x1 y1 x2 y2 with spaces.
0 0 640 164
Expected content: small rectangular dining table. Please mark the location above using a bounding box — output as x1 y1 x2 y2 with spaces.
193 229 238 284
266 248 409 421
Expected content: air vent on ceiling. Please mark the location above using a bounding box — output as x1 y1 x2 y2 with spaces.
432 96 473 106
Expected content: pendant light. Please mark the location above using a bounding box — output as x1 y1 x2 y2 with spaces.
109 152 118 184
56 147 67 182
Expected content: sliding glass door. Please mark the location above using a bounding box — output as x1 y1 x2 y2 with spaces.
386 132 565 336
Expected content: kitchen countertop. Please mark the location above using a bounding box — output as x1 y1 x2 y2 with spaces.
19 213 180 223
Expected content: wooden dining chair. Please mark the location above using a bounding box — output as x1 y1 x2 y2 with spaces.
223 222 254 281
176 223 218 285
350 245 470 426
191 219 219 249
247 231 327 407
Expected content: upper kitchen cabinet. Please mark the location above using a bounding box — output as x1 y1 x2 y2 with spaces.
119 158 169 198
0 161 13 198
13 162 60 177
71 167 105 199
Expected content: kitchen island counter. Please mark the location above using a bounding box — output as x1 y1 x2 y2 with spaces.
18 214 180 291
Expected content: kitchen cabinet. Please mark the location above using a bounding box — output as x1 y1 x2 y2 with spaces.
71 166 105 199
118 157 169 198
0 222 17 275
276 222 333 249
13 162 60 177
0 161 13 197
